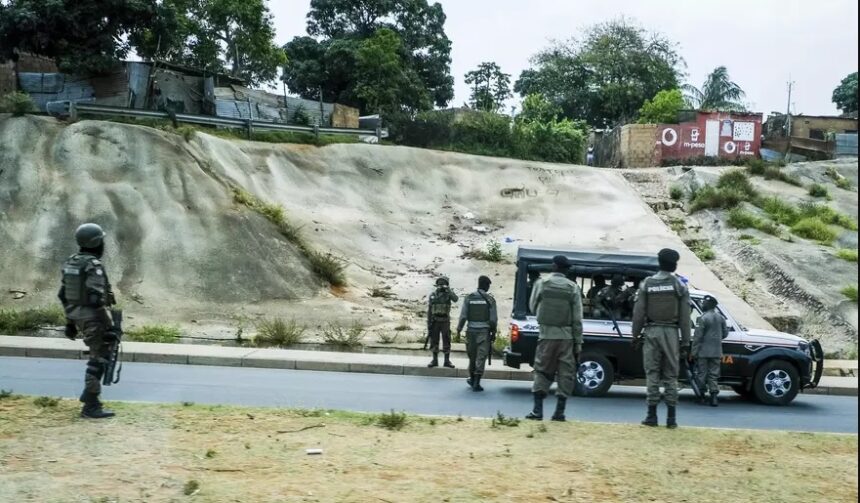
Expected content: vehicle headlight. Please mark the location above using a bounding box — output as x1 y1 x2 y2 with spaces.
798 341 812 358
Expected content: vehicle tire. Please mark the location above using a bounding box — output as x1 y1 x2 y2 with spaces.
574 354 614 397
752 360 799 406
731 384 754 400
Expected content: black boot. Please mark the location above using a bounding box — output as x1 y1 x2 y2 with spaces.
472 374 483 392
641 404 658 427
709 392 719 407
427 353 439 368
551 396 567 422
80 392 115 419
443 353 455 368
525 392 545 420
666 405 677 429
466 373 474 387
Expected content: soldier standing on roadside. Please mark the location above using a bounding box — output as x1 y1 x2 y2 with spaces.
692 295 728 407
525 255 583 422
457 275 497 392
58 223 118 419
631 248 691 429
426 277 459 368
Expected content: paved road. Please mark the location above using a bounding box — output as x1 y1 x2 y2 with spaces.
1 357 856 433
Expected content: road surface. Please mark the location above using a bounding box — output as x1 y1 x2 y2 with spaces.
1 357 856 433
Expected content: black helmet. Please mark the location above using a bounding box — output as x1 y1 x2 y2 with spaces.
75 223 106 249
436 276 449 286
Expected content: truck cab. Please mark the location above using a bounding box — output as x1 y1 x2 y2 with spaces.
502 247 824 405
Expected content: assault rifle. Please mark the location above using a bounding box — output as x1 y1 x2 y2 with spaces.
600 298 623 337
102 309 123 386
686 356 704 400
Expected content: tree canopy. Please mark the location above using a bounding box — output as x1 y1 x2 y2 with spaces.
832 72 858 115
0 0 156 74
514 18 684 128
464 62 511 113
282 0 453 114
637 89 684 124
683 66 746 112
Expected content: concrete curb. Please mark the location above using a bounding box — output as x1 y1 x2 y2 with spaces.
0 336 853 395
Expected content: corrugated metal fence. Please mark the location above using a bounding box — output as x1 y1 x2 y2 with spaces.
836 134 858 157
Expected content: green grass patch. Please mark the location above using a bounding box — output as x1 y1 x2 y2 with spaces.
0 306 65 334
760 196 801 225
738 234 762 245
685 240 716 261
491 411 521 428
33 396 59 407
761 166 802 186
841 285 858 303
125 325 181 343
376 409 408 431
836 249 859 262
254 318 306 348
669 185 684 200
466 240 504 262
727 208 780 235
836 177 852 190
183 480 201 496
826 166 854 191
689 170 758 212
797 202 858 231
790 217 838 244
0 91 36 116
808 183 830 199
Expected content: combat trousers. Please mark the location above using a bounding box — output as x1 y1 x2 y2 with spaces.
642 325 681 406
77 319 111 396
531 338 576 398
466 330 491 376
697 357 721 394
428 319 452 354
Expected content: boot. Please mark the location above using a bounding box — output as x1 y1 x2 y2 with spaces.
525 392 545 420
551 396 567 422
427 352 439 368
443 353 455 368
709 392 719 407
641 404 658 427
471 374 484 392
80 392 115 419
666 405 677 429
466 373 474 387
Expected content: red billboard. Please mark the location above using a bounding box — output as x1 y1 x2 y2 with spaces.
657 111 762 163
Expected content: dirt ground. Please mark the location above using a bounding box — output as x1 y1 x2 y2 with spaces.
0 397 856 503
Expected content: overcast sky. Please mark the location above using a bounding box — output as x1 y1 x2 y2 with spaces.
269 0 859 117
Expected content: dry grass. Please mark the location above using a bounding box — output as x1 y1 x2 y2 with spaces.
0 398 855 503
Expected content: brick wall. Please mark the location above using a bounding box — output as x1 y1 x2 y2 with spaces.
619 124 660 167
331 103 359 129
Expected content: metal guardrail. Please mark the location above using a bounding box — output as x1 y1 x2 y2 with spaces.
47 101 386 139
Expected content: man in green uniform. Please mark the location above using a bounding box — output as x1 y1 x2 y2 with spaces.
426 276 459 368
457 275 497 392
525 255 583 422
631 248 691 429
692 295 728 407
596 275 626 320
58 223 118 419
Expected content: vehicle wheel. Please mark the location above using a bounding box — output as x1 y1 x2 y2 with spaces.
731 384 754 400
574 354 614 397
752 360 799 406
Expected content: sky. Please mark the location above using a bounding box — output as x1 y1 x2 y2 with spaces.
268 0 859 117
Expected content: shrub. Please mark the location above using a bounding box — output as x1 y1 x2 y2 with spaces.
0 91 36 116
125 325 181 343
798 203 858 230
452 111 512 153
841 285 858 303
466 240 504 262
669 185 684 200
808 183 830 199
790 217 838 243
718 170 759 198
33 396 59 407
686 240 716 261
491 411 520 428
307 251 346 287
0 306 65 334
183 480 201 496
512 116 587 163
746 159 767 175
836 249 859 262
760 197 801 226
738 234 762 245
376 409 408 430
254 318 306 348
377 332 399 344
727 208 780 235
760 166 802 186
291 105 313 126
322 322 365 349
637 89 684 124
689 170 759 212
835 177 852 190
370 287 394 298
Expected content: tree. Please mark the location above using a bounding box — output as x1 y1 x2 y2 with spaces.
832 72 858 115
637 89 684 123
683 66 746 111
464 62 511 112
282 0 454 113
131 0 286 85
354 29 428 114
0 0 156 74
513 18 684 128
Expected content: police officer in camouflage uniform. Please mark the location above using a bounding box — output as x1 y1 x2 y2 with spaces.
426 277 459 368
58 223 118 419
631 248 691 429
457 275 497 392
525 255 583 422
692 295 728 407
596 275 625 320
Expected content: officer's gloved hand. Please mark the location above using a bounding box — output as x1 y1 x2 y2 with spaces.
64 321 78 341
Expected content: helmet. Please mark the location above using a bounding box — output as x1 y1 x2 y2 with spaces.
435 276 449 286
75 223 106 249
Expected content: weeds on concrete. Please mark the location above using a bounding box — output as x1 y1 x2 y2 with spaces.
231 187 346 286
377 332 399 344
791 218 838 244
493 335 509 355
323 322 365 349
669 185 684 201
808 183 831 199
689 170 758 211
825 166 854 191
841 285 858 303
33 396 59 407
685 239 716 261
125 325 181 343
491 411 520 428
739 234 762 245
797 202 858 231
370 286 394 298
0 306 65 334
467 240 504 262
254 318 306 348
205 449 217 458
760 196 801 226
0 389 14 400
376 410 408 431
394 324 411 331
183 480 201 496
0 91 35 116
836 249 858 262
727 208 780 236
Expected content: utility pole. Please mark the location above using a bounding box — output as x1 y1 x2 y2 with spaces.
784 77 795 159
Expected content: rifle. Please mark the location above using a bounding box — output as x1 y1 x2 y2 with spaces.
102 308 123 386
686 356 704 401
487 331 495 366
601 298 623 337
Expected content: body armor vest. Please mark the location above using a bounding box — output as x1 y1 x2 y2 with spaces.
537 280 574 326
62 254 91 306
430 289 452 318
466 292 491 322
644 275 682 323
